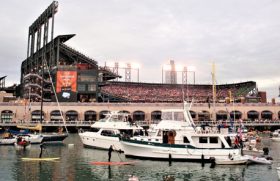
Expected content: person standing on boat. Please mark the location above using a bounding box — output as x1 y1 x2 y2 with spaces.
108 145 113 162
128 115 133 126
234 135 240 148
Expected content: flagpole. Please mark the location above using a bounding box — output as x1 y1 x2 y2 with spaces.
212 62 216 125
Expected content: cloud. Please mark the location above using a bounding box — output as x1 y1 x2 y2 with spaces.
1 0 280 100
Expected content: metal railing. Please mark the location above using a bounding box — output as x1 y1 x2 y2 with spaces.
1 119 280 127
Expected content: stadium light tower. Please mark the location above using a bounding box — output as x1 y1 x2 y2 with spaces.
187 66 196 85
106 61 140 82
162 62 196 84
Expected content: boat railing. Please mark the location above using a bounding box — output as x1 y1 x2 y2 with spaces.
195 127 220 134
197 119 280 126
0 120 96 126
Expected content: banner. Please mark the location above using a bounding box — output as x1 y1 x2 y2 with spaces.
56 71 77 102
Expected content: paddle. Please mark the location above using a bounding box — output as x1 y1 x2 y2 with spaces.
113 145 123 162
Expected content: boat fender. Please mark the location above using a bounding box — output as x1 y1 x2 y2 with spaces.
201 154 205 167
266 156 273 160
263 147 269 155
209 157 216 168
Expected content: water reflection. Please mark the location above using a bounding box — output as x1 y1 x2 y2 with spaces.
0 134 279 181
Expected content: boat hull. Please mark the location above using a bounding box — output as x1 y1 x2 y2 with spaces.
17 134 43 144
121 140 241 162
215 159 248 165
42 133 68 142
14 142 31 150
0 138 16 145
79 132 122 151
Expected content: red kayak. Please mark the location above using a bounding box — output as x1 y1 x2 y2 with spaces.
90 161 137 165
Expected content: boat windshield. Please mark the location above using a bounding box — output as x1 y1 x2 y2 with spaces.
161 111 184 121
99 114 127 122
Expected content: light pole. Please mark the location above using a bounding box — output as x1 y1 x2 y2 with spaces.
105 62 140 82
162 64 196 84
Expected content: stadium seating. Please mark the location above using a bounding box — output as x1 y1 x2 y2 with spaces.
101 81 256 103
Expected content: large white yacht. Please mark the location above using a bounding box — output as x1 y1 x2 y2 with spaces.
79 111 143 151
120 102 242 161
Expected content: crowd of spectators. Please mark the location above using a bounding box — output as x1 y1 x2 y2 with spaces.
101 81 256 103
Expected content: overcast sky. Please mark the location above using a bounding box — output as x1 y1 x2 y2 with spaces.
1 0 280 100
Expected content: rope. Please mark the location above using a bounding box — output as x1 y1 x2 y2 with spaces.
43 58 69 134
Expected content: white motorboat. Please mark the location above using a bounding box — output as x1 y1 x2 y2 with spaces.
0 137 16 145
215 155 248 165
16 134 43 144
79 111 143 151
121 102 242 162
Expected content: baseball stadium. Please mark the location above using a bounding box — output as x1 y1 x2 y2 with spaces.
0 1 280 131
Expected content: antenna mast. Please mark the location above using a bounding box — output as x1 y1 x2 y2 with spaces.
212 62 216 122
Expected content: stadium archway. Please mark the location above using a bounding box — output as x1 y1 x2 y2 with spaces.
65 110 78 122
1 110 13 122
261 110 273 120
133 111 145 121
190 111 196 120
99 110 110 119
84 111 97 121
230 110 242 120
31 110 45 122
247 110 259 121
216 110 228 120
50 110 63 122
119 110 130 114
198 111 210 122
151 111 161 121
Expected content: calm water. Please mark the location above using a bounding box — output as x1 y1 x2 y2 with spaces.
0 134 279 181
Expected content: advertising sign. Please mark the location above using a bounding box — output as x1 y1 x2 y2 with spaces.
56 71 77 102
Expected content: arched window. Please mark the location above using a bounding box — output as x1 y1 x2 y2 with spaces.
65 110 78 122
230 110 242 120
84 111 97 121
50 110 63 122
261 110 273 120
247 110 259 121
198 110 210 122
151 111 161 121
1 110 13 122
31 110 45 122
99 110 110 119
133 111 145 121
190 111 197 119
216 110 228 120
